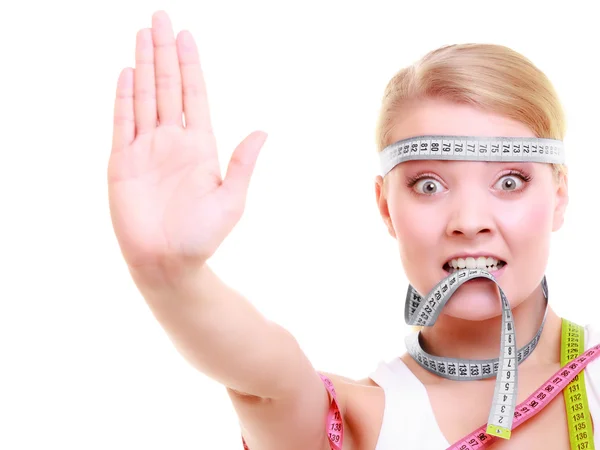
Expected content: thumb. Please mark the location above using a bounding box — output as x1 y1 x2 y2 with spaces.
222 130 268 201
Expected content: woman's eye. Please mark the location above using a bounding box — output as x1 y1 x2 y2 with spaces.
413 178 445 195
494 175 523 191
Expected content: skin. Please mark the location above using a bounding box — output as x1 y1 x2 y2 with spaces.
109 10 587 450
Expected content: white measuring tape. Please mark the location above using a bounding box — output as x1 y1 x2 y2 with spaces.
379 134 565 177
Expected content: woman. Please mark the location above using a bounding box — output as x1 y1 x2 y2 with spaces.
107 10 600 449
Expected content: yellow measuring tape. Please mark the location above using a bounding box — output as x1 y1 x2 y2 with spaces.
562 318 595 450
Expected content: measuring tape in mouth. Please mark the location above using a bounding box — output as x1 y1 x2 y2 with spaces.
405 268 546 438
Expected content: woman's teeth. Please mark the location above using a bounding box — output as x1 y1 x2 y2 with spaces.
444 256 506 273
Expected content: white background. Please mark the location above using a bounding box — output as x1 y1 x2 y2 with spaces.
1 1 599 448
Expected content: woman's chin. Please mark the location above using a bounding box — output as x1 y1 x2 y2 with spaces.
440 288 505 321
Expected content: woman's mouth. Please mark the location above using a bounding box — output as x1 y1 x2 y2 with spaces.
443 256 507 274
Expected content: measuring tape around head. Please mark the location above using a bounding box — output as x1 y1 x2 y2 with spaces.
378 134 565 177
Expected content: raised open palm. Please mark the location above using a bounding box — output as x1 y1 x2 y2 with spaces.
108 11 267 277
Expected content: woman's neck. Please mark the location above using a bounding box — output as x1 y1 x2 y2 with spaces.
418 284 563 366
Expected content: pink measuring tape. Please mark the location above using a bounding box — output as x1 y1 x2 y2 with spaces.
242 344 599 449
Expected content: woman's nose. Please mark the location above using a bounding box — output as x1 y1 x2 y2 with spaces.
445 191 494 239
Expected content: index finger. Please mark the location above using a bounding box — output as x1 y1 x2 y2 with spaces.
176 30 214 132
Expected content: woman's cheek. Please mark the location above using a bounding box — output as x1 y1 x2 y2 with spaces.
501 196 553 231
496 199 554 267
393 202 441 245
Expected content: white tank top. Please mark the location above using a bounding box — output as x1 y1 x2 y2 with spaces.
368 324 600 449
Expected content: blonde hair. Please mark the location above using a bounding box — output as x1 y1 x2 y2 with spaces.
375 43 567 180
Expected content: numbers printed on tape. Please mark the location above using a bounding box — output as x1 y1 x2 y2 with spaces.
561 320 596 450
379 135 565 177
449 342 600 450
321 374 344 450
241 373 343 450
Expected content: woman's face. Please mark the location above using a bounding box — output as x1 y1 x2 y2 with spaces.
375 98 569 320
